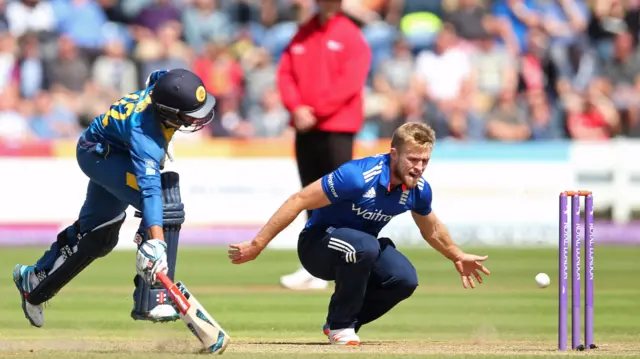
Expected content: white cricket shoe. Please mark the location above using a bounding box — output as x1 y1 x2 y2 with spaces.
329 328 360 346
13 264 44 328
279 267 328 290
148 304 179 321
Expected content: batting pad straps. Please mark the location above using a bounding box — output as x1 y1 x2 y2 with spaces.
163 203 185 227
134 203 184 228
34 222 81 274
28 212 126 305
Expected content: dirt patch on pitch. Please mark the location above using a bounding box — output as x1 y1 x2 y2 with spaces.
230 340 640 356
1 339 639 358
0 338 200 358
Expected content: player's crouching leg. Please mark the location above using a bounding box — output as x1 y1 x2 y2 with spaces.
353 237 419 333
13 213 126 328
299 227 381 346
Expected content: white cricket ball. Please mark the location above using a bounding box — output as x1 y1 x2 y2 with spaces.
535 273 551 288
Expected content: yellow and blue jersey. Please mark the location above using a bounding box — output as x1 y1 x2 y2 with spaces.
307 153 433 238
80 85 175 229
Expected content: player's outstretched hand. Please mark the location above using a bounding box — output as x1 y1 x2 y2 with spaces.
453 253 490 289
228 241 265 264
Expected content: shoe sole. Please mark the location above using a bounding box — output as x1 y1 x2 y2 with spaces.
130 310 179 323
328 327 360 346
331 340 360 346
13 265 42 328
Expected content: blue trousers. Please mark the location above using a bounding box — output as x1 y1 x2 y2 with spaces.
75 138 143 231
298 227 418 331
36 138 143 272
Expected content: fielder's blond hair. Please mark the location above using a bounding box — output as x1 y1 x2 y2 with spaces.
390 122 436 151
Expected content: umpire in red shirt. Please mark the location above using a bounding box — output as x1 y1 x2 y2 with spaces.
277 0 372 222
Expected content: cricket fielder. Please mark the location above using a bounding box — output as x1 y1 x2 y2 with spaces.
13 68 216 327
228 122 491 345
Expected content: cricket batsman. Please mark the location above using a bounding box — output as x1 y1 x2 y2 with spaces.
13 68 216 327
228 122 491 345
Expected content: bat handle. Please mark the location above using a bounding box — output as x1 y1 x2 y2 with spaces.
156 271 190 314
156 272 173 290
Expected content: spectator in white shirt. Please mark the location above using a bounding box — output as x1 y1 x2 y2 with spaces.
411 23 485 140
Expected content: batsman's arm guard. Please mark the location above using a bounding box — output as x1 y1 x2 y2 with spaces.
132 171 185 319
27 212 126 305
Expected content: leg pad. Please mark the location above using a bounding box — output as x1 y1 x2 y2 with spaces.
27 213 126 305
131 171 184 321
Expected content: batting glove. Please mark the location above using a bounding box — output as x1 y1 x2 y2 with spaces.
136 239 169 285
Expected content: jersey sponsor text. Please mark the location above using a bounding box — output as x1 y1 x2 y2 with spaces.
351 204 394 222
327 173 339 198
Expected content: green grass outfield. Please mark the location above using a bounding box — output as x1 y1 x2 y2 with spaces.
0 246 638 358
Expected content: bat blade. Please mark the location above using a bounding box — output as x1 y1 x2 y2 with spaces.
157 272 230 354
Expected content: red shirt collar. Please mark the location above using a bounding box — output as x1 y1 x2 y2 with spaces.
379 153 407 192
387 182 408 192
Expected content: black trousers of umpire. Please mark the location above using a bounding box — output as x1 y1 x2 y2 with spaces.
295 130 354 219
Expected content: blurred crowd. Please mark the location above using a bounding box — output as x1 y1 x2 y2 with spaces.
0 0 639 142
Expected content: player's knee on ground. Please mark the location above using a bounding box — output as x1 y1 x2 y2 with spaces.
330 228 380 266
28 212 126 305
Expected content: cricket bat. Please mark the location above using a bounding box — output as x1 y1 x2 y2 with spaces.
156 272 230 354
